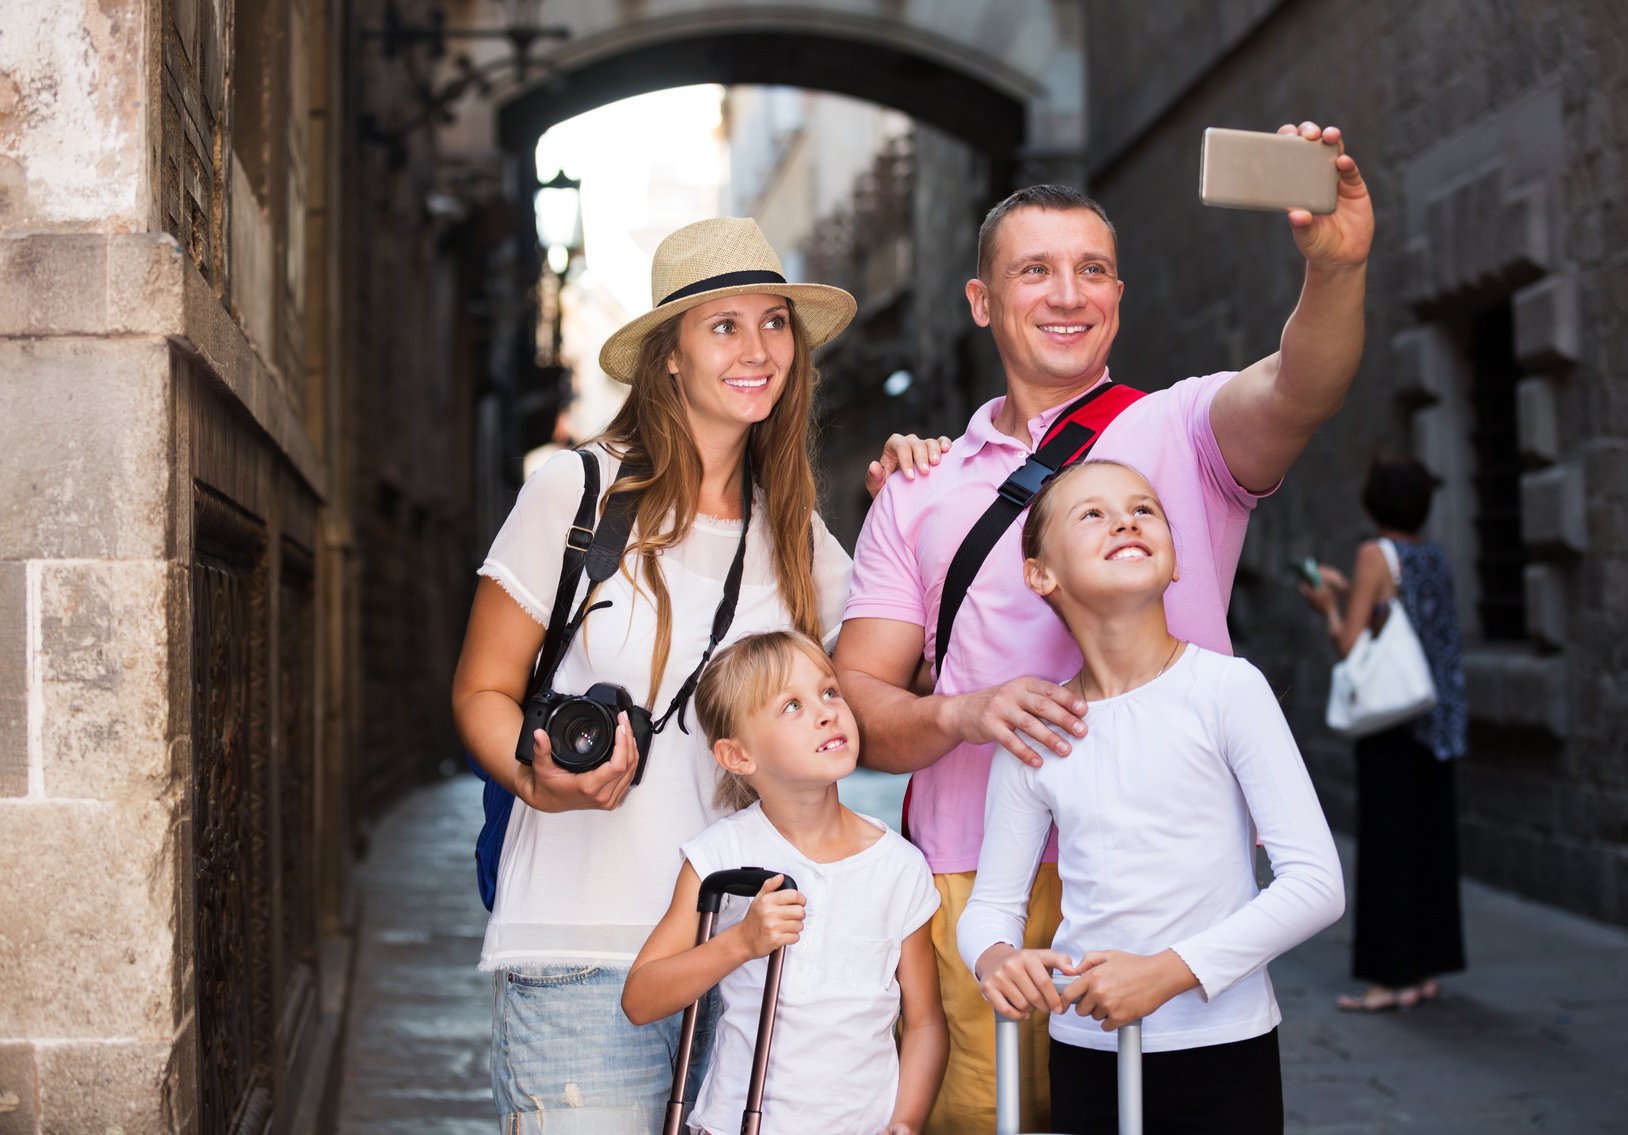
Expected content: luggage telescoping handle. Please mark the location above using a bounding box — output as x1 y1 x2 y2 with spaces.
992 974 1142 1135
663 867 800 1135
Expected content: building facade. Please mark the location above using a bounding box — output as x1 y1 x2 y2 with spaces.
1085 0 1628 922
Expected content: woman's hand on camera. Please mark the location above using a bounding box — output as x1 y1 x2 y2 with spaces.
733 873 805 959
865 433 953 499
513 711 641 813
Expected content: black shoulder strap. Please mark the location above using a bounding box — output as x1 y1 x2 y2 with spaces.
523 448 754 736
933 381 1145 676
527 450 639 703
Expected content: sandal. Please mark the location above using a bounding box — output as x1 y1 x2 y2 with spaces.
1335 985 1421 1012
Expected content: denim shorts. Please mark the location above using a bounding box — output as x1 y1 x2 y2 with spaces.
491 963 715 1134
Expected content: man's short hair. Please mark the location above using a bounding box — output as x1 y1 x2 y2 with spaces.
977 185 1118 280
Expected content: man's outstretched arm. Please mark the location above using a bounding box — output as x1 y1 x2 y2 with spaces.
1211 121 1374 494
834 617 1087 773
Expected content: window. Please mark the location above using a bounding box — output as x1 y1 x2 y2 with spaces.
1464 303 1527 641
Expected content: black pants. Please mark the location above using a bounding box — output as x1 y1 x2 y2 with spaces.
1050 1029 1282 1134
1352 726 1466 987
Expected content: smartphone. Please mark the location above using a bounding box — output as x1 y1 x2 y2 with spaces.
1288 557 1323 589
1200 128 1339 215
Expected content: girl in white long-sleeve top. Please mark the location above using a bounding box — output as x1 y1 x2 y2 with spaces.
958 459 1344 1135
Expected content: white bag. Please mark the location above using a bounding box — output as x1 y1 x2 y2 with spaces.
1325 539 1438 738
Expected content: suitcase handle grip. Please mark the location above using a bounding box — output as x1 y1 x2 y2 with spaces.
696 866 800 913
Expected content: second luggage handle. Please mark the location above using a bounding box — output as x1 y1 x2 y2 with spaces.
993 974 1142 1135
664 867 800 1135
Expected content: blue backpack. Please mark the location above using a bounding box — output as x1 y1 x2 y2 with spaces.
470 449 610 911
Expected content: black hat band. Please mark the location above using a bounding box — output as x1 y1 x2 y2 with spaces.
659 269 788 307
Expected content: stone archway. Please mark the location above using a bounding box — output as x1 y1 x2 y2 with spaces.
439 1 1088 188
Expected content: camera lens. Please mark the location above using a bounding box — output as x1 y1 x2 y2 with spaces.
547 699 616 773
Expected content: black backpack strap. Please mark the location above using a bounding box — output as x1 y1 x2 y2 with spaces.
528 451 645 702
933 381 1142 676
521 446 753 740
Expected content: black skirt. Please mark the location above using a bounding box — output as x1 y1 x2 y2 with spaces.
1352 725 1466 986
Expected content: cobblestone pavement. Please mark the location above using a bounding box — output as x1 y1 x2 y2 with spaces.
332 770 1628 1133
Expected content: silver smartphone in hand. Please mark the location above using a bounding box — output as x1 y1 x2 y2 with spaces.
1199 128 1338 215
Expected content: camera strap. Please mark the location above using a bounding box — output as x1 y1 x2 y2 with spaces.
933 379 1146 676
524 447 752 735
652 453 752 736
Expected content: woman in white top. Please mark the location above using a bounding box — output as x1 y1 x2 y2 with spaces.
451 218 942 1133
958 460 1344 1134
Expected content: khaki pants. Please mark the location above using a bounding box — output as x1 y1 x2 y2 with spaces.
923 863 1064 1135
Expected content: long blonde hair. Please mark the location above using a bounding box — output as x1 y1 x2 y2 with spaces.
595 300 824 706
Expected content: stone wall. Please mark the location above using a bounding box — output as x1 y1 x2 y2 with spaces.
1086 0 1628 924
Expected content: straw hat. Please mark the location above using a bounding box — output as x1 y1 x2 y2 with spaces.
597 217 857 383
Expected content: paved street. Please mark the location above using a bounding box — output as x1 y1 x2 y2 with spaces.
333 771 1628 1133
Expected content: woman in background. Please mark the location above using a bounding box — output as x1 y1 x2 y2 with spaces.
1302 455 1468 1012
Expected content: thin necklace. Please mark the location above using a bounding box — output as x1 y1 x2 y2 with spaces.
1074 637 1184 701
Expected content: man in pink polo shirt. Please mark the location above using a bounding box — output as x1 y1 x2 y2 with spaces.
834 122 1373 1134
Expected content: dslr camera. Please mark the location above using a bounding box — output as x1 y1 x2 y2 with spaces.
516 682 654 784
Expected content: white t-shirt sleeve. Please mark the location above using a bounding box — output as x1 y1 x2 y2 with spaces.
1168 662 1345 999
477 447 596 625
681 813 741 886
957 744 1055 977
893 839 941 938
811 511 854 650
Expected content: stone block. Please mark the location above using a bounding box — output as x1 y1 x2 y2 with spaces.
106 234 187 335
0 562 25 798
0 1042 38 1135
1389 326 1451 407
1523 563 1567 652
1411 403 1451 482
1463 647 1568 736
0 233 107 336
1502 179 1553 284
1516 375 1561 466
0 338 173 561
1513 275 1580 371
0 800 177 1036
37 1041 172 1135
37 560 175 799
1520 463 1588 556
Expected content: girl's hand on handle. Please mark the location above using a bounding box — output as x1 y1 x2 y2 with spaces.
514 711 641 813
975 945 1079 1020
1064 948 1199 1032
865 433 954 498
734 873 805 958
881 1124 916 1135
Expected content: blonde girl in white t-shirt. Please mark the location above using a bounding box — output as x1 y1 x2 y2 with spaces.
959 460 1344 1134
623 630 948 1135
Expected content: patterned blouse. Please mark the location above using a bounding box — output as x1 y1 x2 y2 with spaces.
1392 539 1469 760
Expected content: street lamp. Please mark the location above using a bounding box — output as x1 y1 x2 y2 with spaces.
534 168 581 374
536 168 583 279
